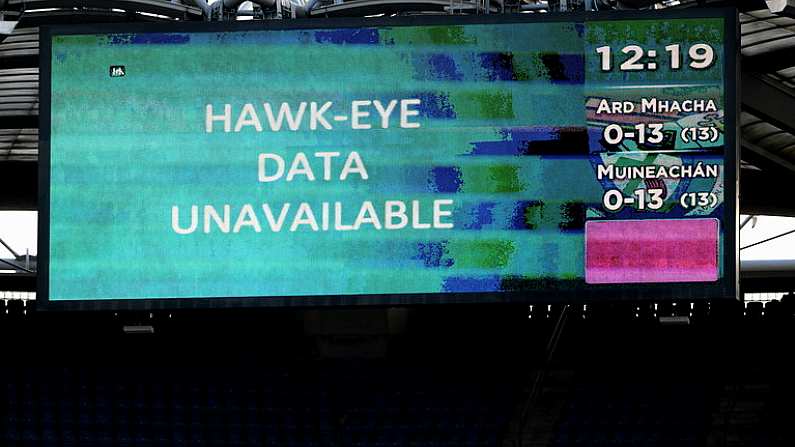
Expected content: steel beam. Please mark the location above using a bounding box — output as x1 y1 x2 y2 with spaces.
742 72 795 136
743 138 795 175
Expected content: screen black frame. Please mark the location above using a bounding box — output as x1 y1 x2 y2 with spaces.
37 8 740 311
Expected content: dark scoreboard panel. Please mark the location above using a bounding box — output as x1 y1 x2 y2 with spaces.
38 10 738 309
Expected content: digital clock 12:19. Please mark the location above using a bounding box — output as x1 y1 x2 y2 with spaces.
595 44 715 72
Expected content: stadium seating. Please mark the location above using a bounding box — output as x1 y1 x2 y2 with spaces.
1 298 794 446
1 363 519 447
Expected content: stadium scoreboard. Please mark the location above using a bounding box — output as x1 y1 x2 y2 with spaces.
39 10 738 309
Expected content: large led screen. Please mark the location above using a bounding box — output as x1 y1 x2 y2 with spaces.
39 11 738 309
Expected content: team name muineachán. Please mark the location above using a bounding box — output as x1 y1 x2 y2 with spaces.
597 162 720 181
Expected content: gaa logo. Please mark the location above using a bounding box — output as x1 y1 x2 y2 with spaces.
109 65 126 77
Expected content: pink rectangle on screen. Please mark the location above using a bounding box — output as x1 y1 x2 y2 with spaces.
585 219 719 284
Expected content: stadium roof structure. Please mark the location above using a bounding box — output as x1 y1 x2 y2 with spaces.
738 6 795 216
